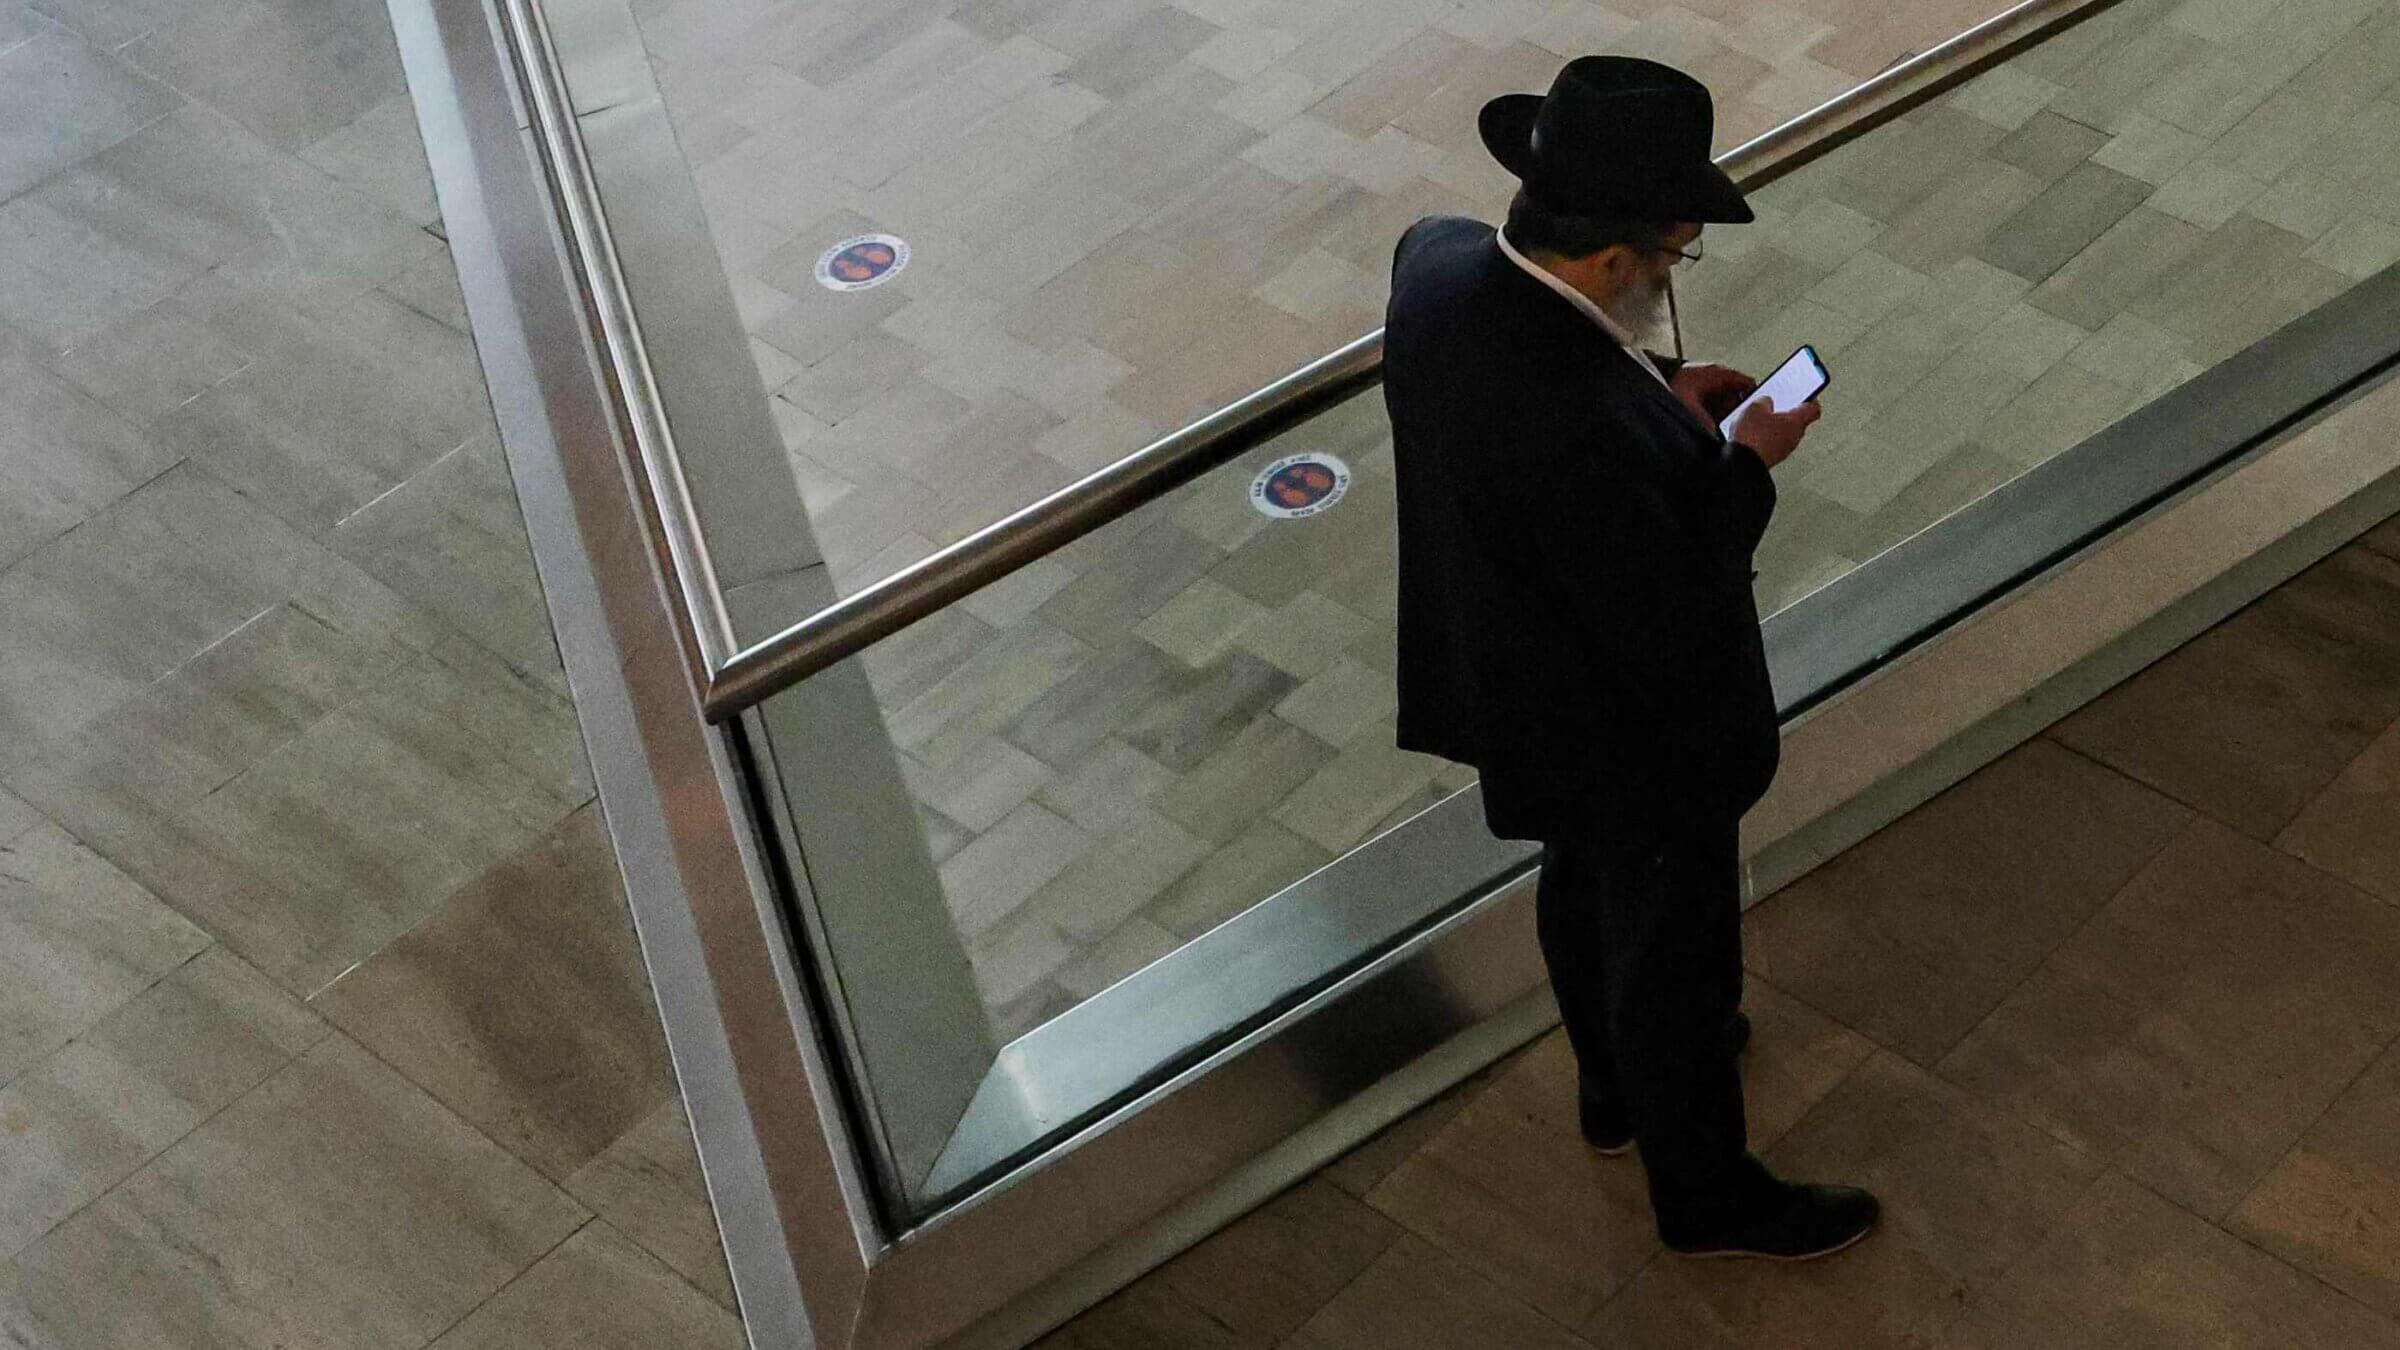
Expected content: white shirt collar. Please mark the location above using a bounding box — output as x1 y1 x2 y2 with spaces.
1495 226 1678 397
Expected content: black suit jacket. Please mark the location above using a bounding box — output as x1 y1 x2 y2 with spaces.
1384 215 1781 848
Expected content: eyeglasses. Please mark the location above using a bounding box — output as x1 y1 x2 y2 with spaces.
1649 239 1703 268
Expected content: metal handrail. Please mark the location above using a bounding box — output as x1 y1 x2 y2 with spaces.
498 0 741 687
492 0 2119 721
700 0 2121 719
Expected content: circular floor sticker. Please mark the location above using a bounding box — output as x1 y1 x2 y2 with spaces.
813 234 909 291
1250 452 1351 519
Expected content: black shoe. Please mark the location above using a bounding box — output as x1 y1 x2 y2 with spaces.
1662 1176 1881 1261
1581 1012 1754 1156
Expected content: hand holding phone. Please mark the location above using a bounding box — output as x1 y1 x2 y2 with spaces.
1732 396 1822 470
1719 345 1830 442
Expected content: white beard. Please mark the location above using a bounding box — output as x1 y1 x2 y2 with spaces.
1602 271 1673 347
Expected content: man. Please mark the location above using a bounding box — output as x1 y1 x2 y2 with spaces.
1384 55 1879 1260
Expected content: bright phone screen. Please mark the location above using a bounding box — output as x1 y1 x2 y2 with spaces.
1719 345 1829 441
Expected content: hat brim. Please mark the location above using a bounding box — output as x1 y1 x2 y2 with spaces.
1477 92 1756 225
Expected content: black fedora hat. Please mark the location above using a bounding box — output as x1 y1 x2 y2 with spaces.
1479 55 1754 224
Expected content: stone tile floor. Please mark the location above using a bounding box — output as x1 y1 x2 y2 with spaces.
0 0 738 1344
1043 512 2400 1350
5 0 2400 1341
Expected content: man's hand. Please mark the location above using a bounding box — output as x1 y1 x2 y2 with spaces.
1668 362 1757 428
1731 396 1822 470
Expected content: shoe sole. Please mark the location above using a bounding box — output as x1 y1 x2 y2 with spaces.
1667 1219 1876 1263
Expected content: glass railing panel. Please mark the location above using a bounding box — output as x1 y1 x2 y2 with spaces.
726 0 2400 1221
741 375 1537 1210
621 0 1958 600
831 388 1456 1042
1691 0 2400 614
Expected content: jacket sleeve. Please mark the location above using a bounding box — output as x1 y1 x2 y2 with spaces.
1713 440 1778 561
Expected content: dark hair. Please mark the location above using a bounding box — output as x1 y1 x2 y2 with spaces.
1504 189 1669 261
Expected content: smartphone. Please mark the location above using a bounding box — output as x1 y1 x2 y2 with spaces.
1719 345 1830 441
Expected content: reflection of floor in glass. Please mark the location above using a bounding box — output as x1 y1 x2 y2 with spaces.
642 0 2012 596
856 0 2400 1037
878 2 2400 1028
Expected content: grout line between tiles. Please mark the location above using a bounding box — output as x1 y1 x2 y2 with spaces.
0 954 315 1267
2115 1164 2400 1337
416 1214 599 1348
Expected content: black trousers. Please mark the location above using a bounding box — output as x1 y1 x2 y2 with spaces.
1535 818 1752 1224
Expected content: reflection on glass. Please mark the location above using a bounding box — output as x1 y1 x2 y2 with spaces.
727 0 2400 1212
856 392 1459 1043
1685 0 2395 615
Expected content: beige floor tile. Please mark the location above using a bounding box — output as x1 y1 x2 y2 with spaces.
961 555 1081 629
0 948 323 1261
1589 1051 2104 1350
2274 710 2400 907
885 620 1091 771
1273 733 1444 853
1234 592 1377 683
2305 210 2400 281
1113 649 1307 772
1147 816 1332 936
2060 309 2200 401
2227 1037 2400 1322
967 910 1078 1014
901 734 1055 834
564 1097 736 1310
328 435 563 691
159 289 491 538
2146 158 2272 230
0 466 433 760
1979 160 2157 284
2129 212 2354 366
1032 1276 1248 1350
1135 576 1270 668
121 0 405 155
940 800 1094 938
1021 805 1209 941
0 354 180 571
58 634 587 995
1032 737 1179 833
1943 1171 2400 1349
1365 1082 1657 1325
1050 915 1183 998
1145 1178 1398 1347
1841 442 2029 561
2051 545 2400 841
1943 61 2065 132
1035 517 1227 648
39 297 253 426
2026 205 2211 332
1275 655 1399 748
1980 358 2147 470
0 823 210 1086
1291 1232 1598 1350
429 1222 744 1350
5 1036 584 1350
1937 817 2400 1220
0 785 38 847
1320 1060 1507 1200
1746 737 2191 1067
311 808 673 1183
299 94 440 230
